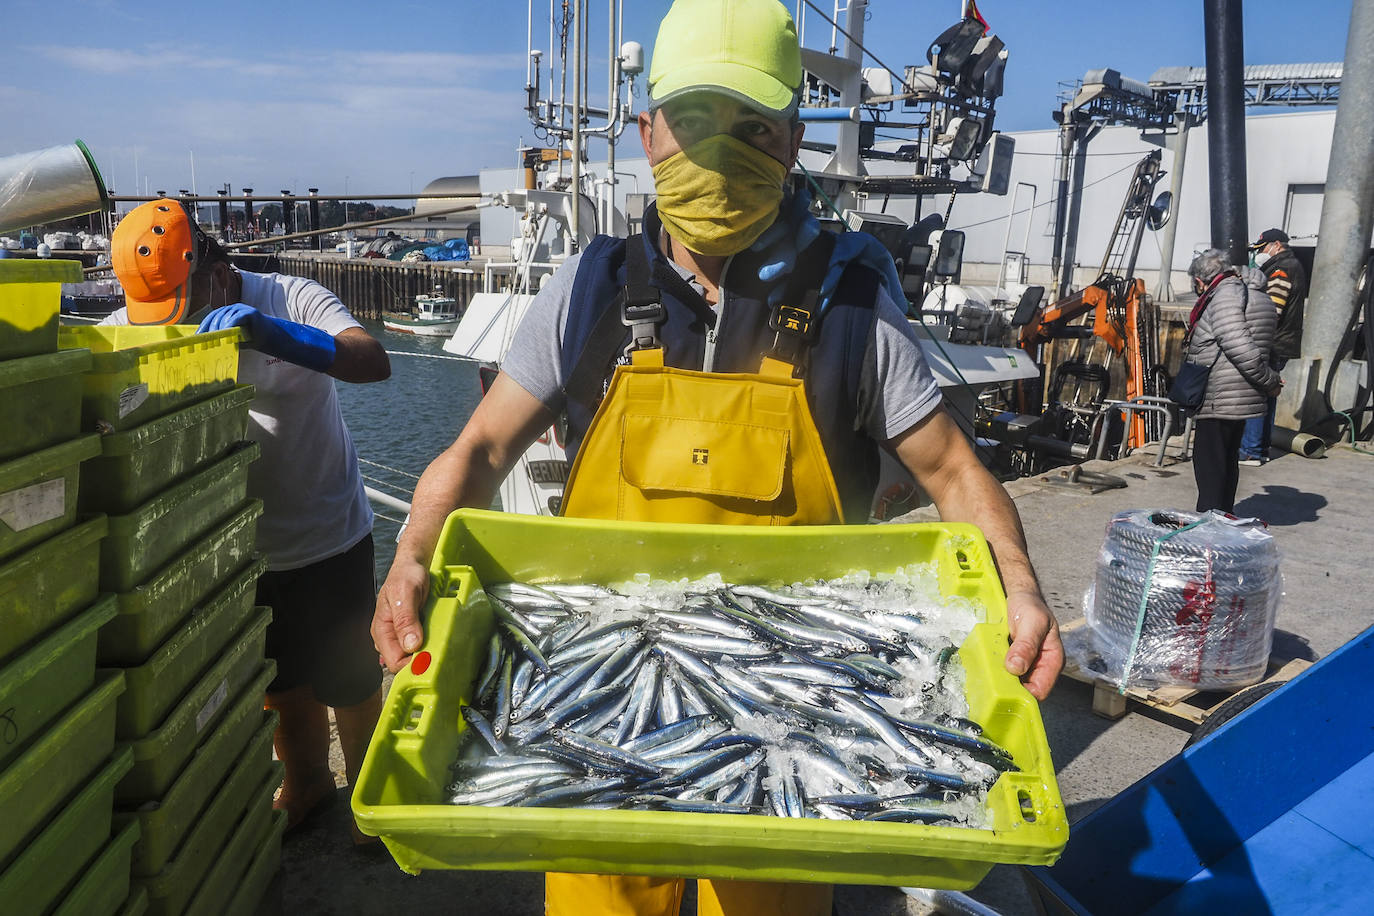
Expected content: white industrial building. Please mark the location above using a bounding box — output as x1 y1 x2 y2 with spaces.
475 108 1338 301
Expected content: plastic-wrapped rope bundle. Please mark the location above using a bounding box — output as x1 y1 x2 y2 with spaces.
1081 509 1281 690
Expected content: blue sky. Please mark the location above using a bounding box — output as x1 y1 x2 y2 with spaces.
1 0 1351 202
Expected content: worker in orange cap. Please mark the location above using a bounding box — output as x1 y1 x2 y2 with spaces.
106 198 391 845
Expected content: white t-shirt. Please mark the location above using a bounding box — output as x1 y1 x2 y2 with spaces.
105 271 373 571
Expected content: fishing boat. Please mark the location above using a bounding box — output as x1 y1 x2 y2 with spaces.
60 276 124 322
382 286 462 336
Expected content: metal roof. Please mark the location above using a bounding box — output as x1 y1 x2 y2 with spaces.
1149 62 1343 86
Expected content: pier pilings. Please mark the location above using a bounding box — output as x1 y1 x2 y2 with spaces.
232 253 481 319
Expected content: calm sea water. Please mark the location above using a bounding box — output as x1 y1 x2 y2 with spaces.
334 320 486 584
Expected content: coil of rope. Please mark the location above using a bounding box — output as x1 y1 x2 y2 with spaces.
1085 509 1281 691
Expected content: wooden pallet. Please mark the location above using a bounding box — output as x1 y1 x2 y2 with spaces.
1059 618 1312 724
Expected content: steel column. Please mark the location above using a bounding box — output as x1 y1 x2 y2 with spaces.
307 189 322 251
1154 112 1192 301
1202 0 1248 265
242 188 255 240
1304 0 1374 369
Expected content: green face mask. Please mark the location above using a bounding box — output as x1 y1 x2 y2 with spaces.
651 133 788 257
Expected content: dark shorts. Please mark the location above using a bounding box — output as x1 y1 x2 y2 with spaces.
257 533 381 707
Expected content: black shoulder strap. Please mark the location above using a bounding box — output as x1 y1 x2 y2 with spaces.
565 236 650 406
768 231 837 363
621 235 666 354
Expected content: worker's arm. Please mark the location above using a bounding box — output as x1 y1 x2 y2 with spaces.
1265 268 1292 310
889 408 1063 700
372 372 556 672
329 326 390 383
197 304 389 381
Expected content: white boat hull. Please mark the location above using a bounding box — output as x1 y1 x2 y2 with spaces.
383 317 462 336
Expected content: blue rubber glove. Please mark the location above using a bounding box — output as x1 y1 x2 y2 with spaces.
749 189 905 314
749 190 822 306
818 231 906 315
197 304 336 373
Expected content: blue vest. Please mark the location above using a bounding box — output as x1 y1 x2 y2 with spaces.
560 207 884 524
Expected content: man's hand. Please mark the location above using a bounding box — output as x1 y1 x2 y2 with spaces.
1005 590 1063 701
373 559 430 673
197 304 336 373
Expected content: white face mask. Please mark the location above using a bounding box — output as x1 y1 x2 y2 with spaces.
1253 251 1272 268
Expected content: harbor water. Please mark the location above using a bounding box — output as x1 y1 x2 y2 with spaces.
334 320 486 584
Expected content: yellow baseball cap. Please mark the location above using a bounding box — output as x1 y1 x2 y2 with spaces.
648 0 803 119
111 198 201 325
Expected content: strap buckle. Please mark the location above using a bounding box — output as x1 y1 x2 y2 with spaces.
769 305 813 339
768 289 821 364
622 299 666 355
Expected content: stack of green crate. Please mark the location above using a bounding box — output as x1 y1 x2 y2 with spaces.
0 260 138 916
56 324 284 916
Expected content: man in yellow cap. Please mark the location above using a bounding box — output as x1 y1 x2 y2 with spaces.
106 198 391 845
372 1 1061 912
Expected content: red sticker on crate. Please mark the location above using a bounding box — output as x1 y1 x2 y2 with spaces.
410 651 432 675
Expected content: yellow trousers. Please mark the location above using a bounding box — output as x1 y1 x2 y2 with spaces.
545 873 833 916
551 348 844 916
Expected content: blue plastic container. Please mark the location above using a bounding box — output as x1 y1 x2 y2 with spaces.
1027 626 1374 915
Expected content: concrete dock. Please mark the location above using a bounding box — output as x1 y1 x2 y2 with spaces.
275 444 1374 915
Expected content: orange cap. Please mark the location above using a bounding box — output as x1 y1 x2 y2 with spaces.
111 198 199 324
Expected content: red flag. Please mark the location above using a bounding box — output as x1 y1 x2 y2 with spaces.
967 0 990 33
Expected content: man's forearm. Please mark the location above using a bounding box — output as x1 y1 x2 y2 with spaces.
392 441 506 570
934 463 1043 600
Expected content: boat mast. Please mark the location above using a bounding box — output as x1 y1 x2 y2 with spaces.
571 0 582 250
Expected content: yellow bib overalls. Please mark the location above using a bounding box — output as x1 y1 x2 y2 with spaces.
547 344 840 916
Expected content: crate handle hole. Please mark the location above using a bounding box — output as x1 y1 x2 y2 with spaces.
404 704 424 731
1017 789 1037 823
955 550 972 571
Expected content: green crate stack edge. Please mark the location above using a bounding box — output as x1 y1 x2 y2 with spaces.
76 328 281 916
0 290 276 916
0 259 137 916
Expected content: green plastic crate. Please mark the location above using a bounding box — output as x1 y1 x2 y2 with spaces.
51 818 141 916
115 559 267 737
0 593 117 770
0 747 133 916
138 752 281 916
183 775 275 916
122 679 277 877
57 324 242 431
0 433 102 563
116 608 271 802
353 509 1068 889
0 514 106 665
81 385 256 514
0 348 92 462
100 441 259 591
223 809 287 916
99 499 262 665
0 670 124 871
0 258 81 359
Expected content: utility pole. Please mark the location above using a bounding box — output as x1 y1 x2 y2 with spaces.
1203 0 1248 266
1287 0 1374 429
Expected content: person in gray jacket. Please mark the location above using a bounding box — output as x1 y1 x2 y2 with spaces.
1185 248 1283 513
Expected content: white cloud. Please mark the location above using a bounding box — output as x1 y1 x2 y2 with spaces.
37 44 524 84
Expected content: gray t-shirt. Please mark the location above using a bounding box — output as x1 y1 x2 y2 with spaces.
502 249 943 444
104 271 372 571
